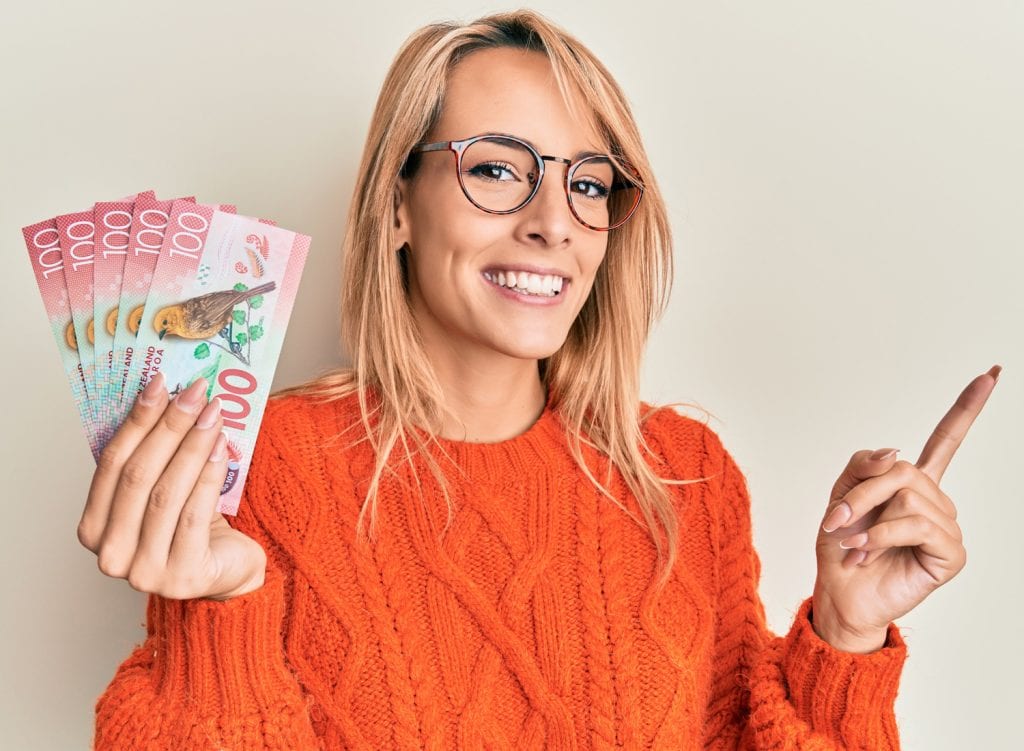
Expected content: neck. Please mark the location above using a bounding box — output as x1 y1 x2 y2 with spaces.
418 341 548 445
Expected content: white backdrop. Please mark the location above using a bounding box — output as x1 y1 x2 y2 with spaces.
1 1 1020 748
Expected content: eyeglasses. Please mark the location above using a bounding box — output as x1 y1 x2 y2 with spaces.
408 133 644 231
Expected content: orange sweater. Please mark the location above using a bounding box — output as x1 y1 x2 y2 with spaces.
94 391 907 750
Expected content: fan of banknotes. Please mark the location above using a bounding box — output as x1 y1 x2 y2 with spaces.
21 190 311 515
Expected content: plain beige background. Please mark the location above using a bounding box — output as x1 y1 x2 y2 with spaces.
1 1 1020 748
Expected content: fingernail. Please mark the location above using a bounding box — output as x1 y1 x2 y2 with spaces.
196 397 221 429
174 378 207 411
870 447 899 461
822 502 852 533
839 532 869 549
208 432 228 462
989 364 1002 382
137 372 166 407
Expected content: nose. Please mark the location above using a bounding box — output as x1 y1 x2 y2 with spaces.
515 160 575 247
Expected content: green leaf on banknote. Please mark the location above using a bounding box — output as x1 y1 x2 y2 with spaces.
235 332 248 345
193 356 222 400
232 309 246 325
233 282 248 292
250 323 264 341
249 295 264 308
194 342 211 359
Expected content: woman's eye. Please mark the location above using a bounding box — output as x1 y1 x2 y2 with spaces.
466 162 517 182
571 179 609 200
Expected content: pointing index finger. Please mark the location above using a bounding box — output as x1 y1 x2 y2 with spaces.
916 365 1000 484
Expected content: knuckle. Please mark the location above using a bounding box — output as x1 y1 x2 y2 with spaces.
892 460 917 481
77 521 100 552
127 567 157 594
892 487 918 512
96 444 126 475
119 460 153 491
178 506 204 532
147 482 176 513
97 549 130 579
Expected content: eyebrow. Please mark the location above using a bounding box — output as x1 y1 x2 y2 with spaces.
484 131 606 161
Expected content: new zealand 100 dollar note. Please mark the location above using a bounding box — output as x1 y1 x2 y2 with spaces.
126 202 309 514
22 218 102 459
93 192 158 434
117 199 236 422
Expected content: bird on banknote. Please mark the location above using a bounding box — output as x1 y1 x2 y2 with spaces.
153 281 276 340
128 305 143 334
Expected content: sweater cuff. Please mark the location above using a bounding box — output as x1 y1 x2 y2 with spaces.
148 567 299 714
782 596 907 744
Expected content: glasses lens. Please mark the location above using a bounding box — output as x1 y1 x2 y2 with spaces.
569 156 642 230
460 137 539 212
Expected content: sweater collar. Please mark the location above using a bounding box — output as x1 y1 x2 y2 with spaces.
413 388 566 480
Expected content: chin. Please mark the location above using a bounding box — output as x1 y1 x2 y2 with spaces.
489 332 568 361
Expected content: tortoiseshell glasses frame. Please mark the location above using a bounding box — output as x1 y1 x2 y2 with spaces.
408 133 644 232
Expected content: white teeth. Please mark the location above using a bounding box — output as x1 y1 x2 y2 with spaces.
484 269 567 297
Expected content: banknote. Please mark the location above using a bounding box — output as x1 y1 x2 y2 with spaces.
55 209 106 442
22 218 103 459
116 200 236 428
93 193 156 431
127 203 309 513
108 194 198 429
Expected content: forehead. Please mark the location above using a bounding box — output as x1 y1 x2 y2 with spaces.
435 46 607 156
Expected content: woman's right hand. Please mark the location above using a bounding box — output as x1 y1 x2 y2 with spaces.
78 372 267 601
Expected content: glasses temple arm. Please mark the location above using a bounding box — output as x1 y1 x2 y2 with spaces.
411 142 451 153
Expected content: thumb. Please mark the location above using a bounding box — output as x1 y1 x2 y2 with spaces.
829 447 901 502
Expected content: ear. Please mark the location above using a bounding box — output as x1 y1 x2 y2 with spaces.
393 178 411 251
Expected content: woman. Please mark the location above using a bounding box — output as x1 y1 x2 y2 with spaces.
80 9 997 749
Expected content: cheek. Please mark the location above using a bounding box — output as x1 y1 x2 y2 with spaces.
580 240 609 285
408 202 510 269
566 243 608 312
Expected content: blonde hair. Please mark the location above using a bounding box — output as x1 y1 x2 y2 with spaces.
274 9 710 589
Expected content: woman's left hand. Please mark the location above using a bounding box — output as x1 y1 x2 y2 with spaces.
810 365 1001 653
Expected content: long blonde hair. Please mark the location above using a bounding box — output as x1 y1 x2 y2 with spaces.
275 9 709 589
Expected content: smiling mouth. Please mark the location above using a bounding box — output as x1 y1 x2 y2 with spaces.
482 270 565 297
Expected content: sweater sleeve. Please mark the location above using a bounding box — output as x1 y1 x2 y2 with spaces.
699 423 908 750
92 407 322 750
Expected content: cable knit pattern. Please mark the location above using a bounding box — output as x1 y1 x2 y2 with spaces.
93 391 908 750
